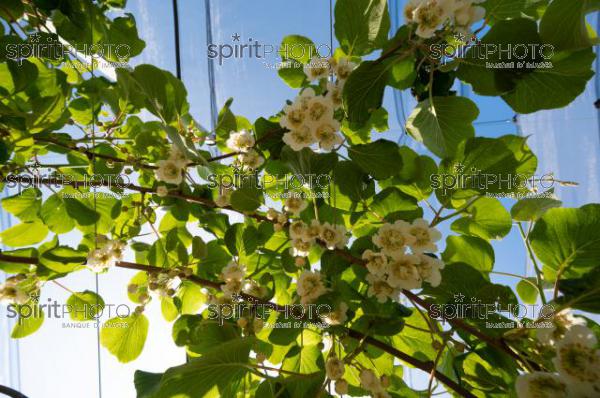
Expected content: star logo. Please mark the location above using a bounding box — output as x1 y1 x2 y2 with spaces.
29 293 40 303
454 293 465 303
232 33 241 42
454 163 465 174
454 32 466 42
29 33 41 43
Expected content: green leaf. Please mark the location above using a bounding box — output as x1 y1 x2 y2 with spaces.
0 0 24 21
277 35 315 88
557 267 600 313
451 197 512 240
11 306 44 339
0 220 48 247
406 96 479 158
482 0 526 23
67 291 105 321
540 0 596 51
530 204 600 281
125 65 188 123
511 196 562 221
442 235 495 274
516 279 539 304
334 0 390 56
40 246 86 273
152 337 254 398
282 344 324 374
100 313 149 363
502 48 596 114
1 188 41 222
63 197 100 226
343 60 392 127
280 146 338 177
0 248 36 273
230 186 263 212
160 297 178 322
175 281 205 315
348 139 402 180
172 316 240 355
134 370 163 398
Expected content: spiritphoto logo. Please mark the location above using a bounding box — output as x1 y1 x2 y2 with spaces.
207 32 332 67
207 294 332 328
430 162 558 197
5 33 132 68
428 293 557 329
430 33 555 69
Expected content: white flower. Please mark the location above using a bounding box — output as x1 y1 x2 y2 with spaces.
387 253 422 290
334 57 356 81
86 248 114 272
319 222 347 250
284 196 308 216
105 240 126 260
305 95 335 126
313 120 343 151
515 372 568 398
359 369 382 392
362 250 388 277
303 56 330 81
323 302 348 325
156 185 169 197
335 379 349 395
407 218 442 253
238 149 264 169
168 147 188 168
297 87 317 109
220 262 246 282
536 309 587 346
366 273 398 303
155 159 183 185
372 221 416 258
553 325 600 386
404 0 425 22
221 279 243 297
296 270 327 304
412 0 454 38
414 254 443 287
291 238 312 258
0 280 29 305
325 81 344 109
453 0 485 27
302 220 322 242
325 357 345 380
226 130 255 152
289 220 308 240
282 126 315 151
280 104 306 131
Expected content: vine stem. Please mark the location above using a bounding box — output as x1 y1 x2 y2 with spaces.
0 252 475 398
517 222 547 304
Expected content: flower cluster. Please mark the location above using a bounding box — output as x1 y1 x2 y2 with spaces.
322 301 348 325
404 0 485 38
360 369 391 398
86 239 126 273
219 262 247 297
281 54 355 154
296 270 327 304
535 308 587 346
0 275 30 305
155 147 188 185
517 321 600 398
289 219 348 258
226 130 264 170
364 219 443 303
